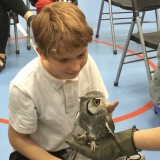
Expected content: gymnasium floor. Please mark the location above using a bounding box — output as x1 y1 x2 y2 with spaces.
1 0 160 159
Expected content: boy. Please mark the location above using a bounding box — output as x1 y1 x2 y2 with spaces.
8 2 118 160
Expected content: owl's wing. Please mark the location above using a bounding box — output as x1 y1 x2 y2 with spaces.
105 115 115 135
74 111 80 126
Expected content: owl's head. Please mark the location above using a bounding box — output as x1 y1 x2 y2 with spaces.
79 91 106 116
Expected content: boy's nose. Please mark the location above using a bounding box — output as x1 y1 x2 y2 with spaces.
69 61 81 72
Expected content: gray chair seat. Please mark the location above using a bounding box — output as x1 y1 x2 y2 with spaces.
131 31 160 50
107 0 132 10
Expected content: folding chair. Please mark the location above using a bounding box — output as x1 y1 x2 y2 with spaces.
114 0 160 86
26 0 36 50
96 0 159 54
9 11 20 54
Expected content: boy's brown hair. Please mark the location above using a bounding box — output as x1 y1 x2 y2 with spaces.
32 2 93 57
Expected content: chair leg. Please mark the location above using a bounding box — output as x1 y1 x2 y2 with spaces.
26 0 31 50
108 0 117 54
95 0 105 38
13 20 20 54
27 26 31 50
155 9 159 30
114 20 135 86
95 0 117 54
141 10 159 30
136 16 152 82
140 11 145 26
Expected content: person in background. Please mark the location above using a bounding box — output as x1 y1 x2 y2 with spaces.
29 0 78 14
149 44 160 115
0 0 34 73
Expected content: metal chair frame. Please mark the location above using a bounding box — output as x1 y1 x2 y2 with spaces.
26 0 36 50
96 0 159 54
9 11 20 54
114 0 160 86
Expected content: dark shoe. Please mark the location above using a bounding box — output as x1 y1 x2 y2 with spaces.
154 105 160 115
154 109 158 114
0 55 7 73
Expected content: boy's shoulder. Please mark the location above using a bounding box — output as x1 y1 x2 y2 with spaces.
11 57 39 86
85 54 97 69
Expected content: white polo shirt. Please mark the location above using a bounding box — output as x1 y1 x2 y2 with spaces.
9 54 108 151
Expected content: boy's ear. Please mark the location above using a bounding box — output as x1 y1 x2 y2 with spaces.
36 47 47 60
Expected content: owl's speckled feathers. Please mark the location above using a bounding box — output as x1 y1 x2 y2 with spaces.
75 91 115 151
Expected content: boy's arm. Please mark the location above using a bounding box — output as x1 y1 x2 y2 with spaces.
8 125 61 160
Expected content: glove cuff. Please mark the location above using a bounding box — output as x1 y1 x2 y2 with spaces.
131 125 142 152
115 125 140 157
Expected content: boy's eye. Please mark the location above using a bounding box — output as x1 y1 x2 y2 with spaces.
78 53 85 58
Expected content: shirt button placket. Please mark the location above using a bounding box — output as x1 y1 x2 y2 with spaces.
63 83 73 113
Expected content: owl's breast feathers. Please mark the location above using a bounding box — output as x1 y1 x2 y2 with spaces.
79 110 113 138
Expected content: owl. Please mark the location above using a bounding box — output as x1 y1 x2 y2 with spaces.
74 91 115 151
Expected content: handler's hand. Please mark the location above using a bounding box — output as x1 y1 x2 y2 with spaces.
106 100 119 114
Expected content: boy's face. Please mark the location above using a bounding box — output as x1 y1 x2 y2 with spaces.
39 46 88 79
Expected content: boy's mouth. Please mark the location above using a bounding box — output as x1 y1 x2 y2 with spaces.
67 72 79 75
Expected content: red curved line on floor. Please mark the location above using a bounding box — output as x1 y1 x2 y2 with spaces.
0 39 155 124
127 49 157 70
0 102 153 124
113 101 153 123
0 118 9 124
0 101 152 124
92 39 157 70
92 39 113 46
8 36 34 41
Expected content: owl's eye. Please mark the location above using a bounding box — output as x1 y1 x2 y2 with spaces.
93 99 100 106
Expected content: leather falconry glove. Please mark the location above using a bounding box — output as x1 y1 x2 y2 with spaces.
65 126 142 160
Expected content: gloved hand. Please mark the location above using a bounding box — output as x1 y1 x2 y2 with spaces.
65 126 141 160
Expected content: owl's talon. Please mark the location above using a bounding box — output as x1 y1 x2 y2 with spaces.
73 91 115 152
88 140 99 152
77 133 87 141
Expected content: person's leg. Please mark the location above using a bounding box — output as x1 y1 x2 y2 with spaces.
0 0 33 21
0 3 9 72
149 67 160 115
